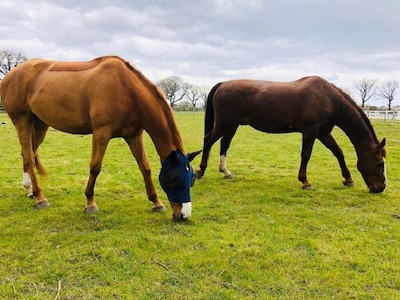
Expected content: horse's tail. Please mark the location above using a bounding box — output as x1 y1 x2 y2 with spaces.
204 82 223 136
32 122 48 177
34 152 48 177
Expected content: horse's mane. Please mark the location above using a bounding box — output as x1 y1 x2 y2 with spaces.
113 56 184 151
331 83 380 145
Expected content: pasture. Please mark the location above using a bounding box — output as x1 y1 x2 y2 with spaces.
0 111 399 299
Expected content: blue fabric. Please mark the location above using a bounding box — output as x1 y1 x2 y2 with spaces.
159 149 194 203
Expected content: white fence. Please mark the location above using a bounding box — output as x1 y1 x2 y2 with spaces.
364 110 400 121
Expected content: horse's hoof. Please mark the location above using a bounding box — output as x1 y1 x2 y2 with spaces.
302 185 314 190
84 206 99 214
223 174 233 179
34 200 50 209
152 206 167 213
194 171 203 179
343 181 354 187
28 193 35 199
173 213 189 222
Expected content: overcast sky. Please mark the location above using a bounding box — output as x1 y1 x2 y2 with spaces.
1 0 399 105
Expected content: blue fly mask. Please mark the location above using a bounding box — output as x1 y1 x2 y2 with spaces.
159 149 196 204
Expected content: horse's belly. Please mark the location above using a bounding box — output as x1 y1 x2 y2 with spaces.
247 117 299 134
39 114 93 134
253 125 298 134
31 103 93 134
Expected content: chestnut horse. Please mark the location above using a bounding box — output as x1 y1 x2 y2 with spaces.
196 76 387 193
0 56 200 219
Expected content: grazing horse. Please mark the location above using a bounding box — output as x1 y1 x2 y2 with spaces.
0 56 201 219
196 76 387 193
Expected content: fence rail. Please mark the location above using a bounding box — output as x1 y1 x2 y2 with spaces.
364 110 400 121
1 108 399 121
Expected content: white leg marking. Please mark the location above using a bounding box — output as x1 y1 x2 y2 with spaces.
22 172 33 197
219 155 232 177
181 202 192 219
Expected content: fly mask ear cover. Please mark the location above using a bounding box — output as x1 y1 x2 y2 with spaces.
159 149 194 203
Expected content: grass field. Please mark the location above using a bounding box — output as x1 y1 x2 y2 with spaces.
0 111 400 299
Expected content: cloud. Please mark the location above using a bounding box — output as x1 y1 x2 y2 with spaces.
1 0 399 105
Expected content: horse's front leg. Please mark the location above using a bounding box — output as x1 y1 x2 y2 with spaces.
84 134 110 213
318 133 353 187
298 134 317 190
125 135 166 213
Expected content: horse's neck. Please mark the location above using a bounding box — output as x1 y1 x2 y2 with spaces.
127 73 184 162
337 105 377 154
143 111 183 162
149 130 182 162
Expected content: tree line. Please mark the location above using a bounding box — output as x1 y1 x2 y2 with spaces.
156 76 209 108
354 78 399 110
0 49 398 110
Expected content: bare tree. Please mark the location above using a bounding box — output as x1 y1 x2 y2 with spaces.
0 49 28 79
199 86 209 108
379 80 399 110
183 83 202 108
354 78 377 108
157 76 187 107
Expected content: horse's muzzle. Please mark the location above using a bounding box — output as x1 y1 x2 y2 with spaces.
170 201 192 221
369 185 386 193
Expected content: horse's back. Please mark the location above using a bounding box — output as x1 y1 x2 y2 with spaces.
1 56 136 134
2 56 127 97
212 77 338 133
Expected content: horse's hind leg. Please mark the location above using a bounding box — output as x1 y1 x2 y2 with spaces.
32 120 49 176
318 133 353 186
23 120 49 198
298 132 317 190
125 134 166 213
196 129 223 178
13 115 49 208
218 126 239 179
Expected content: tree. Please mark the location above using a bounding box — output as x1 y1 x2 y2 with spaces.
198 86 209 108
157 76 187 107
354 78 377 108
379 80 399 110
0 49 28 79
183 83 202 107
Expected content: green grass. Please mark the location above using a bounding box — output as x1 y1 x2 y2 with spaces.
1 112 400 299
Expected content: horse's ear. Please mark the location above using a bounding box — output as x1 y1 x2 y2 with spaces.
187 150 202 162
379 138 386 150
170 151 181 165
376 138 386 156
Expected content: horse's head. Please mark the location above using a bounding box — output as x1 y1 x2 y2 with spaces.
159 149 202 220
357 138 387 193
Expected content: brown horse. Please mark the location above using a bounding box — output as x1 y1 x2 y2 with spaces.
0 56 201 219
196 76 387 193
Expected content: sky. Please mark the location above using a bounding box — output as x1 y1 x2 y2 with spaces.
1 0 399 106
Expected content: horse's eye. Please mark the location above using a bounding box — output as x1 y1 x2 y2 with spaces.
378 161 385 167
162 167 182 189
